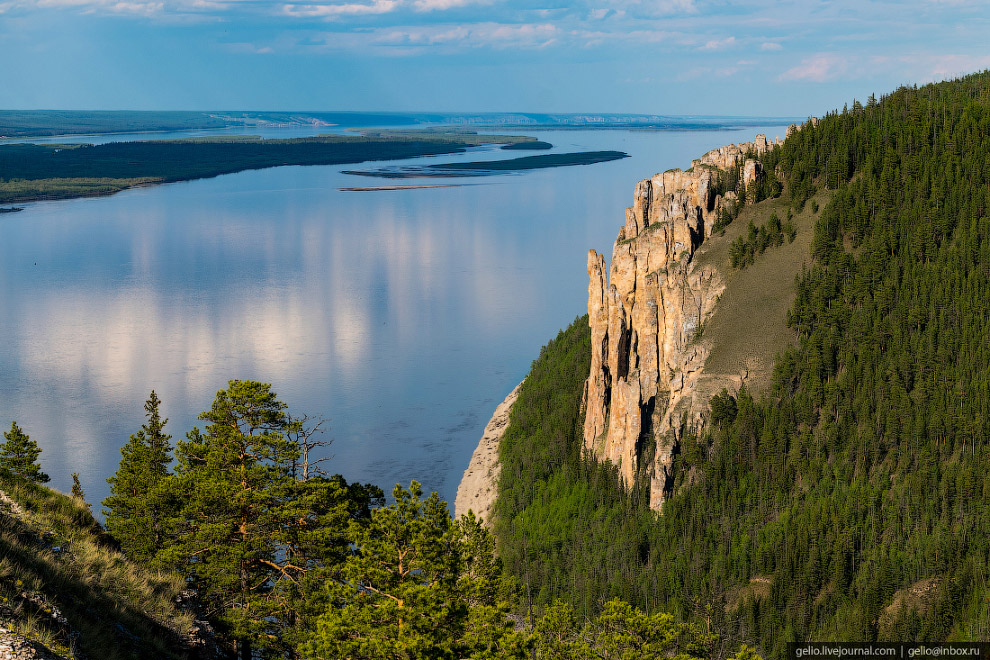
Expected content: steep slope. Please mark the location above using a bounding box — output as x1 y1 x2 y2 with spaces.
582 132 798 509
0 470 219 660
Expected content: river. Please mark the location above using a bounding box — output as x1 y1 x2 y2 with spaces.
0 120 792 512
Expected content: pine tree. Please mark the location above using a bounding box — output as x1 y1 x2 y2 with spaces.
70 472 85 498
0 421 49 484
302 483 527 660
164 380 300 660
102 391 175 565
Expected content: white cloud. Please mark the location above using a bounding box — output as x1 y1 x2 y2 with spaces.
16 0 258 15
108 0 163 13
913 53 990 80
294 20 560 52
29 0 167 14
760 41 781 50
778 53 848 82
411 0 477 11
280 0 489 18
226 41 276 53
699 35 734 50
376 21 559 48
282 0 397 17
624 0 696 16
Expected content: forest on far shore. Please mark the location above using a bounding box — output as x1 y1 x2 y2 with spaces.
0 132 548 203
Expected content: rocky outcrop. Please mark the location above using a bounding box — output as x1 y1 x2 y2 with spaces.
0 624 64 660
455 381 523 526
582 133 783 511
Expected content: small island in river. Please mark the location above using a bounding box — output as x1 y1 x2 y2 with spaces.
0 131 602 204
342 150 629 179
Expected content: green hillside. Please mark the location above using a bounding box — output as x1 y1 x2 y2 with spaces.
0 469 204 660
494 71 990 656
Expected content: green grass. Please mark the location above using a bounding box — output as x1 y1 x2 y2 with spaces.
0 470 195 659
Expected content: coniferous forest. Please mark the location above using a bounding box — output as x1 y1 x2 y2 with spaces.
495 71 990 655
4 71 990 658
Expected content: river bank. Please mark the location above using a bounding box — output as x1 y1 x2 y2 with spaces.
454 381 523 525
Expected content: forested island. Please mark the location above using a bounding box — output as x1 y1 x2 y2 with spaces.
341 150 629 178
0 132 562 204
3 70 990 658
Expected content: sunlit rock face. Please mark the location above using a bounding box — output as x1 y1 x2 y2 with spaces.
581 133 782 511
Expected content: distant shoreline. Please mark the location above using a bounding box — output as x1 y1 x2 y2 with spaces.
340 184 463 191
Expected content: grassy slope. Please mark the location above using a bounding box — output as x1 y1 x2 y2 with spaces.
698 189 830 395
0 470 199 660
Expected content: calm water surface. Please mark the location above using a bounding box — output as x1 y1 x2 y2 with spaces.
0 123 790 512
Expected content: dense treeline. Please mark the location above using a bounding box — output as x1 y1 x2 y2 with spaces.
0 110 230 137
494 70 990 656
346 151 629 178
0 138 471 182
0 176 159 204
493 318 663 618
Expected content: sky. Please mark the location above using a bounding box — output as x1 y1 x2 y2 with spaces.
1 0 989 115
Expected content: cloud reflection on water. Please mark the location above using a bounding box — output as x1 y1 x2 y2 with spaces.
0 126 792 513
0 167 540 506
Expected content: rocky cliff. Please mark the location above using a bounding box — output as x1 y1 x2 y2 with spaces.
581 133 780 510
454 381 523 526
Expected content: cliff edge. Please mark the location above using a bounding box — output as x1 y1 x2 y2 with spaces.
582 132 794 510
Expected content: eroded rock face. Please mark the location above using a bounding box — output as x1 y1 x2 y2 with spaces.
582 133 786 511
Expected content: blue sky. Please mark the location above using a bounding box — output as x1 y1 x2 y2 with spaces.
2 0 989 115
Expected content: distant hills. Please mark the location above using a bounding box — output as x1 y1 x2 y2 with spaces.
0 110 800 139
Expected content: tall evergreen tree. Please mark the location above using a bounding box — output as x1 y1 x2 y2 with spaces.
103 390 175 565
70 472 85 499
163 379 300 660
0 421 49 484
301 483 526 660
